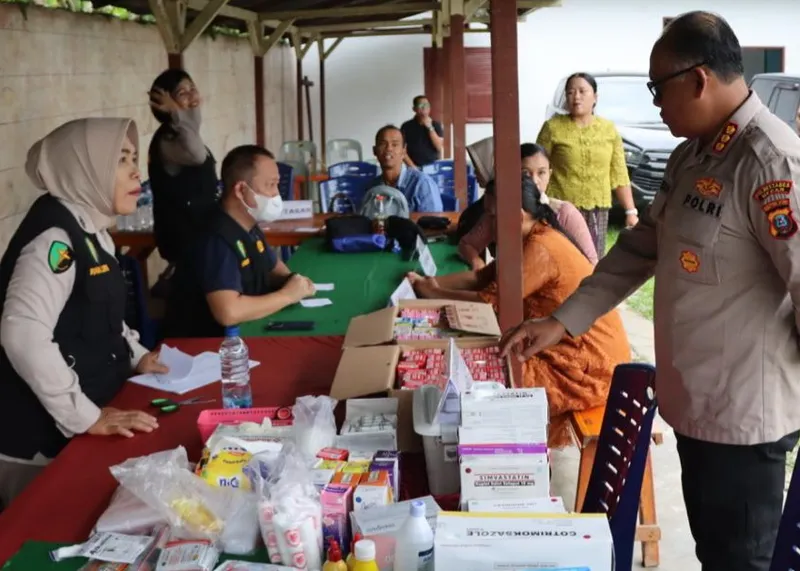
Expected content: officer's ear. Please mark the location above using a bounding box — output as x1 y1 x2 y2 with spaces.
694 67 710 98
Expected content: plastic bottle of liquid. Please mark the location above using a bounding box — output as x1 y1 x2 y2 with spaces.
351 540 379 571
373 195 387 234
323 540 348 571
392 500 434 571
346 533 363 570
219 326 252 409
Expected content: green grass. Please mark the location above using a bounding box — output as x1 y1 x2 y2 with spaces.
605 226 655 320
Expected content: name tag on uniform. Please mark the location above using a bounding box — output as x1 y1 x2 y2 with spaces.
241 258 251 268
89 264 110 276
683 193 723 218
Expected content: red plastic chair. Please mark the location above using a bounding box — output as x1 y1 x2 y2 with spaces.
581 363 658 571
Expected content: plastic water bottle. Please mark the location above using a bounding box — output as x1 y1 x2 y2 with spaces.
392 500 434 571
219 326 252 409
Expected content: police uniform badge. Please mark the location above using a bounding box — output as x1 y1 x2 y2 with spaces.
85 237 100 263
236 240 250 268
680 250 700 273
753 180 799 240
256 240 265 253
48 241 74 274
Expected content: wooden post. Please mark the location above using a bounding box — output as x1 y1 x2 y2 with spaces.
441 36 452 159
296 57 304 141
167 53 183 69
490 0 523 350
254 55 265 147
319 41 327 166
449 14 467 211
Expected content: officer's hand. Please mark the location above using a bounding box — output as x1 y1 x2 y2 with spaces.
283 273 316 302
406 271 425 284
87 407 159 438
411 276 440 299
499 317 566 362
136 351 169 375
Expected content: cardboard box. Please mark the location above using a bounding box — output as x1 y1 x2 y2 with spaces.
331 338 515 452
342 299 502 350
351 496 441 571
467 497 567 514
459 444 550 502
460 387 548 428
434 512 613 571
353 470 393 512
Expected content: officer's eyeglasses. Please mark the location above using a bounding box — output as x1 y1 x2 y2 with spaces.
647 62 707 103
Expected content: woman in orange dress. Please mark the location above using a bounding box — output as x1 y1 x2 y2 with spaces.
408 172 631 504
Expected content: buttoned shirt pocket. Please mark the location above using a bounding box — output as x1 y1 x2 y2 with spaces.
669 194 726 286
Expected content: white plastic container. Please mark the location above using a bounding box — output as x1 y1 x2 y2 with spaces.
392 500 434 571
412 385 460 496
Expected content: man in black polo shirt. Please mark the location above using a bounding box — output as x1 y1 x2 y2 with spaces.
401 95 444 169
163 145 315 337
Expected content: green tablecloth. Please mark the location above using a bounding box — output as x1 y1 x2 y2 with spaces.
240 237 467 337
1 541 268 570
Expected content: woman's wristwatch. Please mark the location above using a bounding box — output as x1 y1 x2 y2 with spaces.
625 208 638 216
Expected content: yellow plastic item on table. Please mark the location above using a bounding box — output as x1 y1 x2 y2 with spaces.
168 497 224 535
341 461 370 474
195 445 253 490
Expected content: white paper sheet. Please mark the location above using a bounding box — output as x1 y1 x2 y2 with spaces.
313 283 335 291
128 351 260 395
416 236 438 277
300 298 333 308
293 227 319 232
156 345 195 382
389 278 417 306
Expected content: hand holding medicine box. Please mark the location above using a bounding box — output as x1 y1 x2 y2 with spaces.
433 512 613 571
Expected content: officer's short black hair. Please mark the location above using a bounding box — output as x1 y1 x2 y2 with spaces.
221 145 275 194
658 11 744 83
375 124 405 146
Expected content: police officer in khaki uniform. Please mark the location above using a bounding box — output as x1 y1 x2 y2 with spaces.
501 12 800 571
0 118 167 507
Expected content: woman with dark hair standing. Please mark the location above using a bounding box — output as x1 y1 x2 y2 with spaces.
536 72 638 255
148 69 220 274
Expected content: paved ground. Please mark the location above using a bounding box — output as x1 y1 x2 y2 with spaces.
617 305 701 571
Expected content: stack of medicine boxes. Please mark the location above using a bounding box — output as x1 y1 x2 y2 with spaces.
458 387 550 508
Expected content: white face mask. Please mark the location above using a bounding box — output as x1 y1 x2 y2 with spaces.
243 185 283 222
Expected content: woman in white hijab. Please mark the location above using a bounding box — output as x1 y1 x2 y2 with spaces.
0 118 168 507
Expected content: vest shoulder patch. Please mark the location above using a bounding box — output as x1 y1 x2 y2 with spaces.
48 241 74 274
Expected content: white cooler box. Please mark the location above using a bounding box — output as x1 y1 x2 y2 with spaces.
413 385 460 496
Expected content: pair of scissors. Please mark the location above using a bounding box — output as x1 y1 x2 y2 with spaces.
150 396 217 414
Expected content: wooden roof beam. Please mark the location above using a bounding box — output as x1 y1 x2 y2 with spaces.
258 2 438 21
302 18 433 34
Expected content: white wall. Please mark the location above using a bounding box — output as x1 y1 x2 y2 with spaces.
301 0 800 159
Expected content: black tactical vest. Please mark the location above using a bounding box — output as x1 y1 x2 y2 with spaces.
0 195 131 460
163 209 277 338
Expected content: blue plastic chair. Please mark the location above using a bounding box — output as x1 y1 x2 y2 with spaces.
440 193 460 212
326 139 363 163
769 443 800 570
328 161 379 178
319 176 372 214
117 253 159 350
422 159 475 177
581 363 658 571
277 162 295 201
